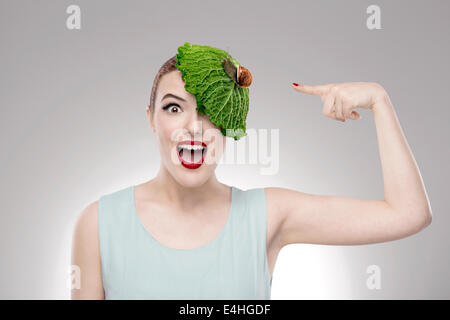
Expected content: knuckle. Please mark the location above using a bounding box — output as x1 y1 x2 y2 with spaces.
340 92 350 102
330 85 339 94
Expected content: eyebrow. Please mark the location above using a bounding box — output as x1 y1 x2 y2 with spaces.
161 93 187 102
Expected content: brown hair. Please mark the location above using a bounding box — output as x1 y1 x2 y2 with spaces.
148 55 178 114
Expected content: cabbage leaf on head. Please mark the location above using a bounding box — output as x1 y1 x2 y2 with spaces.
175 42 249 141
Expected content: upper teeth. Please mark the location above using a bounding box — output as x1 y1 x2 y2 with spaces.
177 144 206 152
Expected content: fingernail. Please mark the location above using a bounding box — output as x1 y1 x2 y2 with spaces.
292 83 299 86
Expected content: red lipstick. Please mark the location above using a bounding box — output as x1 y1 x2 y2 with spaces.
176 140 207 170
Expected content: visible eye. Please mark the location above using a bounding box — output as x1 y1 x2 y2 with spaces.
162 103 182 113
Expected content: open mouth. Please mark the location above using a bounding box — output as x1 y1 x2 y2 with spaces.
177 140 207 169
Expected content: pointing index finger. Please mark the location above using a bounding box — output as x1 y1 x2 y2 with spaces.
292 83 333 96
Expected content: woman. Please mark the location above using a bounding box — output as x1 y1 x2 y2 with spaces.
71 52 432 300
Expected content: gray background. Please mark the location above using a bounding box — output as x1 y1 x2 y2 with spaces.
1 0 448 299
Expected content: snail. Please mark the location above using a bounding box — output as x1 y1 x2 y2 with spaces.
222 58 252 88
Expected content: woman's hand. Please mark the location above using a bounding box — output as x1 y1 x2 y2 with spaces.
292 81 389 122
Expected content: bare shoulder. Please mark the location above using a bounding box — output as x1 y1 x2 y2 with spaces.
71 200 104 299
264 186 303 224
264 186 302 219
263 187 299 250
73 200 99 243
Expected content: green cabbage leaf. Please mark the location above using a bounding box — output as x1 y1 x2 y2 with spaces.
175 42 249 140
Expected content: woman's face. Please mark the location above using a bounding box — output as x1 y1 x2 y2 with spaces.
147 70 227 188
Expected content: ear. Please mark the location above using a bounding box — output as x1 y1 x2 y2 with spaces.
146 106 156 133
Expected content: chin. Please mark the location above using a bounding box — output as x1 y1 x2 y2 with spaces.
173 171 212 189
163 158 215 187
163 147 220 188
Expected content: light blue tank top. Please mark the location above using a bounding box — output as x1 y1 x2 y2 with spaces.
97 185 272 300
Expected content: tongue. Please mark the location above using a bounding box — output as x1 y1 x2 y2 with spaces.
180 149 203 163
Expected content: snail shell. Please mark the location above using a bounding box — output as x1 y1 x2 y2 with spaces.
237 65 252 87
222 58 252 88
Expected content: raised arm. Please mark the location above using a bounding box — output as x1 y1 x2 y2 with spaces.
270 82 432 247
71 201 105 299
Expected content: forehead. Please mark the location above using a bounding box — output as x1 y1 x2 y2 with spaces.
156 70 194 104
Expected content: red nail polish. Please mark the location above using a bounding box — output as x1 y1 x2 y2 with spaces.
293 83 299 86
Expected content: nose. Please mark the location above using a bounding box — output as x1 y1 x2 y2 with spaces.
186 110 205 140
